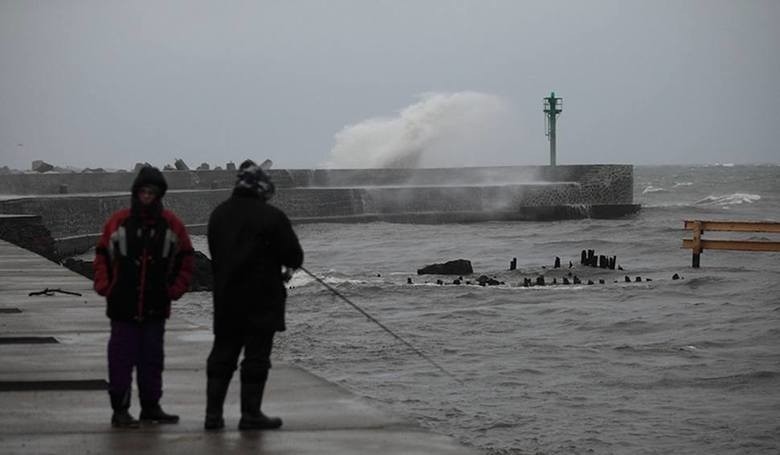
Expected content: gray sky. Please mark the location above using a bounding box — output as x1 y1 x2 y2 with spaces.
1 0 778 170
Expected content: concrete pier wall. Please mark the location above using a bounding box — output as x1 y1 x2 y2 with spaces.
0 165 637 255
0 188 369 240
1 165 632 196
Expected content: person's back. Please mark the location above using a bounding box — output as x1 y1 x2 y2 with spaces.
204 159 303 431
208 184 302 334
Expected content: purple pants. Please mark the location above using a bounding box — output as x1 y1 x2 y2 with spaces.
107 319 166 403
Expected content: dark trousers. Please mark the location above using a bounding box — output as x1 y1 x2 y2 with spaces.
107 319 166 403
206 332 275 383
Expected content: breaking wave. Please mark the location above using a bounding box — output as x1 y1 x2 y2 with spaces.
642 185 668 194
323 91 521 169
695 193 761 206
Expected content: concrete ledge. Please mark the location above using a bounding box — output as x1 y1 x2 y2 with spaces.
0 429 475 455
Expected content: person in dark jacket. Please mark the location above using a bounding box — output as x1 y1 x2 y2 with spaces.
204 159 303 431
94 165 194 428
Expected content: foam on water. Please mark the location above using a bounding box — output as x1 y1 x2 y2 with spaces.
695 193 761 206
642 185 668 194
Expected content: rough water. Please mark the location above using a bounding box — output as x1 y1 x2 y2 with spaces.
183 164 780 454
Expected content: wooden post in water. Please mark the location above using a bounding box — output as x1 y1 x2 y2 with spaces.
691 221 702 268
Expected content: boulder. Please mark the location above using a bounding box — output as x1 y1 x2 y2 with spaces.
61 258 94 280
174 159 189 170
197 162 210 170
133 162 153 172
189 251 213 291
61 252 213 292
477 275 501 286
32 160 54 173
417 259 473 275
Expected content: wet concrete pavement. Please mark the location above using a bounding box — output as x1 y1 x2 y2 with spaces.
0 239 478 454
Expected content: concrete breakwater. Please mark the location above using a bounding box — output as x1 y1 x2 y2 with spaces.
0 165 638 257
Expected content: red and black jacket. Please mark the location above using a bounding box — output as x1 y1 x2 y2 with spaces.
94 208 193 321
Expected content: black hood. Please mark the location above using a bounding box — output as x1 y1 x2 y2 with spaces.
131 166 168 198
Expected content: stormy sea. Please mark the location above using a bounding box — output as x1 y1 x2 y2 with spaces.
183 164 780 454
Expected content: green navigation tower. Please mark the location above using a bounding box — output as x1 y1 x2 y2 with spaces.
543 91 563 166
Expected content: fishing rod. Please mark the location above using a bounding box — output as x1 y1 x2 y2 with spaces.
299 266 462 384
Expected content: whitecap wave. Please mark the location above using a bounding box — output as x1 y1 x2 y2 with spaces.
695 193 761 206
672 182 693 188
287 272 316 288
642 185 667 194
288 271 375 289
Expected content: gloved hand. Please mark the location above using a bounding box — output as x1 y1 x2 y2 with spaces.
281 266 294 283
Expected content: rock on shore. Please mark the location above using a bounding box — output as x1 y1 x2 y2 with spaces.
417 259 473 275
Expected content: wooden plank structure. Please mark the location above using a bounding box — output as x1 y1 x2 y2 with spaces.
682 220 780 267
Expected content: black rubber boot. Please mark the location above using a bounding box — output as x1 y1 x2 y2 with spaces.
140 401 180 424
110 390 140 428
238 382 282 430
204 377 231 430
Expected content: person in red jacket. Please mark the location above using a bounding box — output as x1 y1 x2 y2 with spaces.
93 165 194 428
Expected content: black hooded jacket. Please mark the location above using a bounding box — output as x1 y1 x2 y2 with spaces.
207 187 303 334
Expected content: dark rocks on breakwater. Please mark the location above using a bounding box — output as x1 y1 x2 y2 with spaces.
134 162 153 172
0 211 210 292
60 251 214 292
0 214 57 262
61 258 94 280
417 259 473 275
189 251 213 291
174 158 190 171
32 160 55 173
